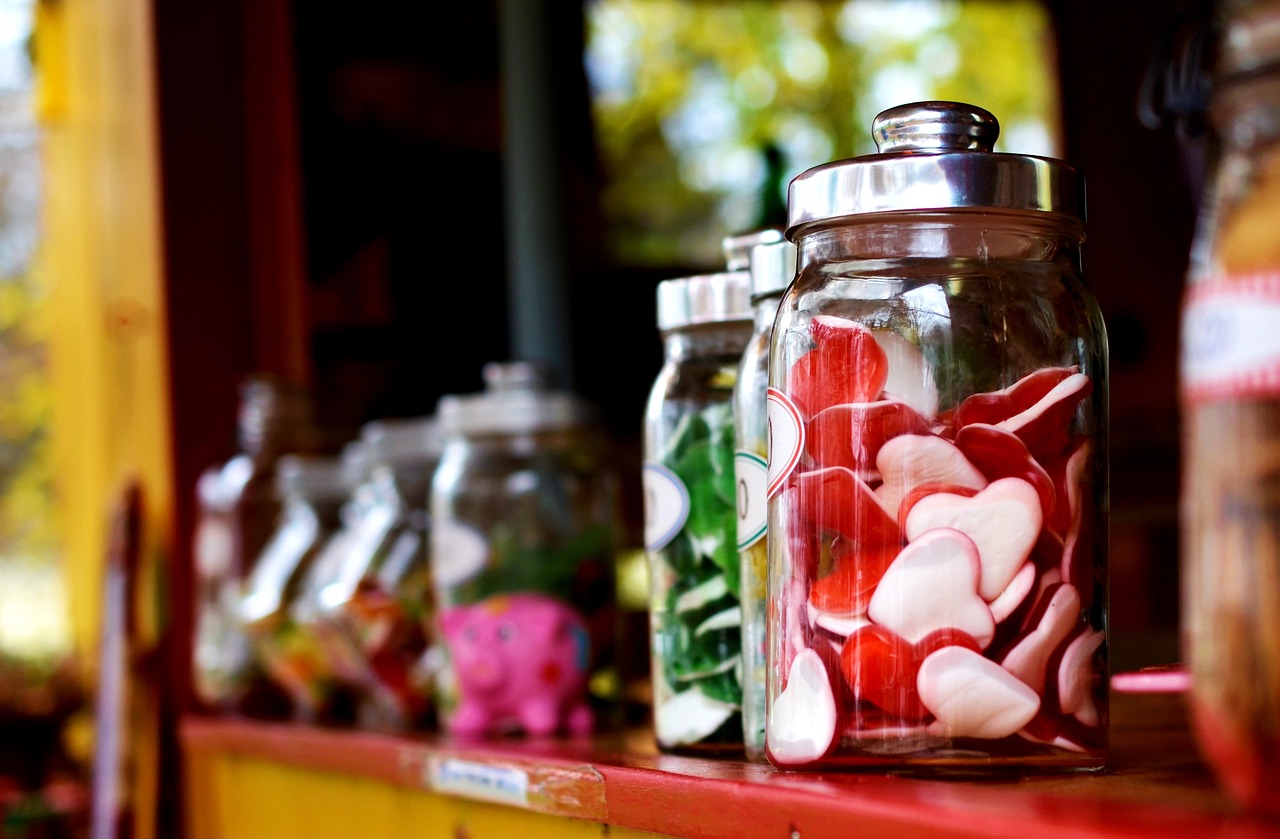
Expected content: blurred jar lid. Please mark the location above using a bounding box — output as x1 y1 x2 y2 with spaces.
437 361 598 436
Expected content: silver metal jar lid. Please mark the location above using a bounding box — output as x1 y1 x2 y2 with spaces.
722 228 785 271
655 271 752 332
750 239 796 300
786 101 1085 240
436 361 598 437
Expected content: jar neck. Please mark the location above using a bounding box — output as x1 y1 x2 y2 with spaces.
795 212 1084 271
661 321 751 361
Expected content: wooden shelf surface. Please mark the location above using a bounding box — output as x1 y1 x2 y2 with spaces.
180 689 1280 839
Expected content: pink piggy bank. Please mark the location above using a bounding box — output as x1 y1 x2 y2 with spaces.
439 592 594 737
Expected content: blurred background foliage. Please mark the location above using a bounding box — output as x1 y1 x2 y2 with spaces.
585 0 1061 267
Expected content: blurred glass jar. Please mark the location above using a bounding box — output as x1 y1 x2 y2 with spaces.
765 101 1108 770
191 376 315 714
430 361 621 738
643 271 753 754
733 237 796 762
294 415 444 732
1180 0 1280 815
238 450 362 724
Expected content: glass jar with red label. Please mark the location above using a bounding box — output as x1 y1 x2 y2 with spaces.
1180 0 1280 816
764 101 1109 770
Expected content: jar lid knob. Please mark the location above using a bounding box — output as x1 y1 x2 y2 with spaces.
872 101 1000 153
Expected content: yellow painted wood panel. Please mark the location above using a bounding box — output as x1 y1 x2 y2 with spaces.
188 753 674 839
35 1 172 839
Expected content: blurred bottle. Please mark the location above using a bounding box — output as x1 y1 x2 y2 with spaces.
1180 0 1280 816
191 376 315 715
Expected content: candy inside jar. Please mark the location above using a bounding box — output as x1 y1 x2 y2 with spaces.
764 101 1109 771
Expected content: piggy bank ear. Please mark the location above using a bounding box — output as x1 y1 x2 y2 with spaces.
439 605 470 641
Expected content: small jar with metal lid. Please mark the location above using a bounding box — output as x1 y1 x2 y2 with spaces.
764 101 1109 769
294 415 444 732
429 361 621 738
643 270 753 753
1179 0 1280 815
238 450 363 724
733 237 797 762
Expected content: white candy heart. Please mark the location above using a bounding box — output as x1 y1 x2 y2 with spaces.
1058 627 1105 726
873 433 988 520
918 645 1041 739
806 602 871 637
987 560 1036 623
874 330 940 420
904 477 1043 601
866 528 995 649
1001 583 1082 692
767 648 837 765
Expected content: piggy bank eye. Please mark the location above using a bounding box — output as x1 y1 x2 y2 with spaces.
498 623 515 642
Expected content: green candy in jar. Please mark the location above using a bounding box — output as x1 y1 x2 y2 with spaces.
643 271 752 753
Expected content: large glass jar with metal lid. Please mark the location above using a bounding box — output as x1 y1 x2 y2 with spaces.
734 237 797 762
429 361 621 738
294 415 444 732
764 101 1109 769
643 271 753 754
1180 0 1280 815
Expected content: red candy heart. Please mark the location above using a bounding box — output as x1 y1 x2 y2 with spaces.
956 367 1078 427
995 373 1092 461
806 400 931 474
839 625 982 722
794 466 901 549
808 543 899 616
953 423 1057 523
789 316 889 417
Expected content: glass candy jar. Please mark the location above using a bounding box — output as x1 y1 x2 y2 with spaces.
643 271 753 753
294 416 444 731
430 361 621 738
192 376 315 714
238 451 361 724
734 238 797 762
764 101 1109 770
1180 0 1280 815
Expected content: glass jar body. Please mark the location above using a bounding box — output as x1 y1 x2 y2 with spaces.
764 215 1109 769
429 427 621 737
1180 65 1280 816
644 322 753 754
734 295 784 762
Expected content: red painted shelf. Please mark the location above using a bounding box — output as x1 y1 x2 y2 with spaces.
180 689 1280 839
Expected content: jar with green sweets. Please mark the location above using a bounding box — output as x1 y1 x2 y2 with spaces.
643 270 752 753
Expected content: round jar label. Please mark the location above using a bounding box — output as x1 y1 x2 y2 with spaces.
734 450 768 550
430 518 490 591
643 461 689 552
1181 272 1280 402
767 387 805 498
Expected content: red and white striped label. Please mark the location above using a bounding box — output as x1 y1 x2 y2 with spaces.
766 387 805 498
1181 272 1280 402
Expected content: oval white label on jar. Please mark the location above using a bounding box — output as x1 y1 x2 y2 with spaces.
430 518 490 591
734 449 768 550
643 461 689 552
767 387 804 498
